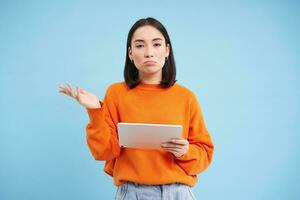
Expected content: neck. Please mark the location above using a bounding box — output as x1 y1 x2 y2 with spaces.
139 71 162 84
141 79 160 84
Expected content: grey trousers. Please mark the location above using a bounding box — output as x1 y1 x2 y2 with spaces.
115 181 197 200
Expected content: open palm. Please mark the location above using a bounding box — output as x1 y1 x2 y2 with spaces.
59 83 101 109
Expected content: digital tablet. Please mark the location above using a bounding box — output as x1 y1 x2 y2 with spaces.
117 122 182 149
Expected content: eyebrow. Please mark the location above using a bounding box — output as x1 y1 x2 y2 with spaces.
133 38 163 43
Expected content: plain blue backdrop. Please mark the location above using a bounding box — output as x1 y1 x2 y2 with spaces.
0 0 299 199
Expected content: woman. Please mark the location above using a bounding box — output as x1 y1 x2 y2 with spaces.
59 17 214 200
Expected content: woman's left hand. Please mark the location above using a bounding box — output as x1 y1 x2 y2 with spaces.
161 138 189 158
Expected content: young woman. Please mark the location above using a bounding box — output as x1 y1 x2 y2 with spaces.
59 17 214 200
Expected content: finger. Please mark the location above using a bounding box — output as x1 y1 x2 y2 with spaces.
161 143 183 148
78 87 87 94
77 86 86 95
58 87 68 94
170 138 188 144
59 85 68 91
76 86 80 95
61 83 70 92
66 82 73 92
62 87 72 96
164 149 183 156
59 88 66 93
167 148 186 155
162 141 187 147
161 143 188 151
161 146 184 152
161 143 185 150
168 149 182 154
168 139 189 145
59 86 72 97
75 86 81 101
59 85 68 92
67 83 75 97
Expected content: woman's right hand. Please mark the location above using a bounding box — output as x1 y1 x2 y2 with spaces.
59 83 101 109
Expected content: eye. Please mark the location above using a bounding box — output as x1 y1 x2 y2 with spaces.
135 44 144 48
154 43 162 47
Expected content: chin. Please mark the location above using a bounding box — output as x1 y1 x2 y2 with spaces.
142 68 162 75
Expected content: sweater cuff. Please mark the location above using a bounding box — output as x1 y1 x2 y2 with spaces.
86 101 105 126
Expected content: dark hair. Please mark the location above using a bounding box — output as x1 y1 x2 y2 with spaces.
124 17 177 89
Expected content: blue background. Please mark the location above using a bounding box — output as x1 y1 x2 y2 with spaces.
1 0 299 199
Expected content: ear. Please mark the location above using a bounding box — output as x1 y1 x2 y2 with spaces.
128 47 132 60
166 43 170 57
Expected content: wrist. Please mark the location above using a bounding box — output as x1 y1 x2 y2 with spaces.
86 101 101 109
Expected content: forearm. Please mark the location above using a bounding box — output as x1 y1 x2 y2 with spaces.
175 141 214 175
86 107 121 161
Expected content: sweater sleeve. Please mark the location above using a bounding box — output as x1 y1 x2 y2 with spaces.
175 93 214 175
85 86 121 161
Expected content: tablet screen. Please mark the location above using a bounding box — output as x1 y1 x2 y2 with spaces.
117 122 182 149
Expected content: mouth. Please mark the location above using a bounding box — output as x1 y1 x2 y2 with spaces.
144 61 157 66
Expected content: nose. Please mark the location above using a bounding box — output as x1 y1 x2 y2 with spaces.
144 47 154 58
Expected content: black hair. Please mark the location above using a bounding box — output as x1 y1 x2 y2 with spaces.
124 17 177 89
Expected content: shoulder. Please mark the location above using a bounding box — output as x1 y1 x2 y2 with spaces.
173 83 202 108
173 82 197 99
105 81 128 95
107 81 127 90
174 83 203 112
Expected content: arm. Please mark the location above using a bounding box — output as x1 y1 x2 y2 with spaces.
86 87 121 161
174 94 214 175
59 83 120 160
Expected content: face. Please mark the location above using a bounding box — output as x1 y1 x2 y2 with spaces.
129 25 170 82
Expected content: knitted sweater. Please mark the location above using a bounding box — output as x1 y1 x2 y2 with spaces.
86 82 214 186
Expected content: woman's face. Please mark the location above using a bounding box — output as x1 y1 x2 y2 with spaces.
129 25 169 81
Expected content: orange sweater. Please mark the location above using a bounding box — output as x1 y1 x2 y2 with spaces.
86 82 214 186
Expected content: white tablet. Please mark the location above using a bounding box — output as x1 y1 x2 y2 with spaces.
117 122 182 149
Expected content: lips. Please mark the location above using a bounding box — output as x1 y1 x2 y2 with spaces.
144 61 157 66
